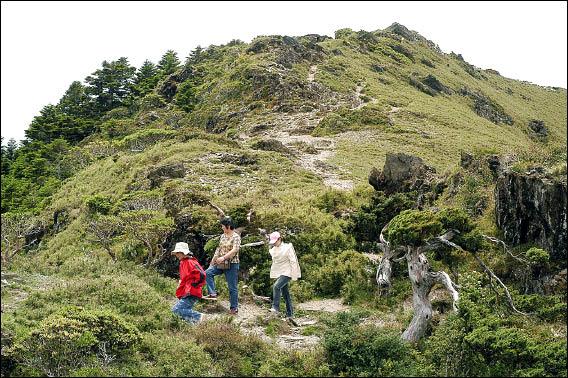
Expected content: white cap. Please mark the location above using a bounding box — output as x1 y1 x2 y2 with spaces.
171 242 192 255
268 231 281 245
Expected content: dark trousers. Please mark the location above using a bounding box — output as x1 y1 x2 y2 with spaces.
272 275 293 317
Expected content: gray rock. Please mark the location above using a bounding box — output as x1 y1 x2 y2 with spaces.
495 171 567 260
251 139 292 155
459 87 513 125
147 163 186 188
369 153 436 194
528 119 548 140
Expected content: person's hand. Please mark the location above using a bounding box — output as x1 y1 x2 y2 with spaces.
217 256 224 264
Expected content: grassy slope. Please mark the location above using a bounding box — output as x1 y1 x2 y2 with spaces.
2 25 566 377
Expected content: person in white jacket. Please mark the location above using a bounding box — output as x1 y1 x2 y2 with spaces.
268 231 301 321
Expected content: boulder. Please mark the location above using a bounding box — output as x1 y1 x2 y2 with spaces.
495 171 567 260
528 119 548 140
369 153 436 194
147 163 186 188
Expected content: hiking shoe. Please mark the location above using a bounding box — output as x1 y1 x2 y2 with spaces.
286 317 299 326
229 308 238 315
203 294 218 301
269 307 278 314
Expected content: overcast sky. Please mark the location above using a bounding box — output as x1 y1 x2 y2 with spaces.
1 1 566 143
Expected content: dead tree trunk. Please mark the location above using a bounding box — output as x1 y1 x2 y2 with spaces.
402 246 459 342
403 246 434 341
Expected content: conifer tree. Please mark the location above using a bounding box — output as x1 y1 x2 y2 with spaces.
157 50 180 76
135 60 159 96
85 57 136 114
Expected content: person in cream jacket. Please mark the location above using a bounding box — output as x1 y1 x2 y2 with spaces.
268 231 301 321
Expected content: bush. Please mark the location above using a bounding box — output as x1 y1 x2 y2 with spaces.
137 331 217 376
138 93 166 112
422 272 568 377
312 113 348 136
387 209 442 247
525 247 550 266
322 312 418 376
347 191 415 251
189 320 269 376
514 293 566 322
8 307 140 377
313 189 353 214
14 274 173 332
117 129 177 151
85 194 114 215
100 119 136 138
312 250 375 302
258 348 332 377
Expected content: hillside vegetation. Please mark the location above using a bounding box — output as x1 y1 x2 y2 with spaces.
1 23 566 377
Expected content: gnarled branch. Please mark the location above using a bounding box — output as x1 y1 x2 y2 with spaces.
472 254 528 315
207 201 226 219
435 231 527 315
482 234 529 265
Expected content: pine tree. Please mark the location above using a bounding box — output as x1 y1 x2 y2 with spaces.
85 57 136 114
24 105 95 144
135 60 159 96
157 50 180 76
185 45 204 66
0 137 17 175
58 81 93 118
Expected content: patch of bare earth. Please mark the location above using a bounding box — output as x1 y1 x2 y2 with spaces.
242 78 383 191
200 298 323 349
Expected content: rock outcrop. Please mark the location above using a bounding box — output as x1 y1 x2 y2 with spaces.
495 171 567 260
147 163 186 188
369 153 438 195
528 119 548 140
459 87 513 125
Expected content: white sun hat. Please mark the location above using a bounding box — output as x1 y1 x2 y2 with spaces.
171 242 192 255
268 231 281 245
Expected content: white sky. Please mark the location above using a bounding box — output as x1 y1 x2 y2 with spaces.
1 1 567 143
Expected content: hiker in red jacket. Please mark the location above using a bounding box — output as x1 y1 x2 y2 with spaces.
171 242 207 323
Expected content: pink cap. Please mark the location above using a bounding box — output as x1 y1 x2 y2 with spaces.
268 231 281 245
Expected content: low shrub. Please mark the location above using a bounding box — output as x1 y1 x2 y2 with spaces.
8 307 140 377
189 319 269 376
322 311 419 376
258 348 332 377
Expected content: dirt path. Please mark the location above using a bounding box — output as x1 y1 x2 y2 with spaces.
352 83 378 110
241 78 385 192
263 111 355 191
200 296 350 349
296 298 349 312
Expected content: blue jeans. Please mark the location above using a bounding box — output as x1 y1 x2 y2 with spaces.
205 263 239 310
172 295 202 323
272 275 293 317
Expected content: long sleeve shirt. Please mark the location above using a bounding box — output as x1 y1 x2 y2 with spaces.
175 257 205 299
269 242 301 281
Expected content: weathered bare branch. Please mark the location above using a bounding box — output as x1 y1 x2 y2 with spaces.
472 254 528 315
1 213 44 267
242 284 271 303
207 201 226 219
431 271 460 311
241 241 266 248
482 234 530 265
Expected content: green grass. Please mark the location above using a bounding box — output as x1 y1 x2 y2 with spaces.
2 25 566 378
